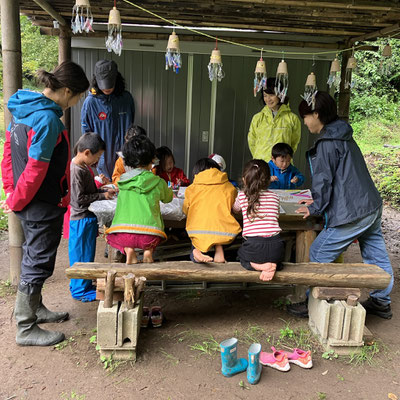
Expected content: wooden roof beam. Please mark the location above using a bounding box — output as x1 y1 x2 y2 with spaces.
350 22 400 43
32 0 68 27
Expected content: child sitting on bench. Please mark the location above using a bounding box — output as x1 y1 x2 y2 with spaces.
183 158 241 263
233 159 284 281
106 135 173 264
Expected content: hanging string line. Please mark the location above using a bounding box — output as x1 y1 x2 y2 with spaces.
120 0 392 56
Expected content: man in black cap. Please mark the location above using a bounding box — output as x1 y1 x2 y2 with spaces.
81 59 135 179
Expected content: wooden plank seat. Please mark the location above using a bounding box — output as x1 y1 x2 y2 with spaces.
66 261 390 289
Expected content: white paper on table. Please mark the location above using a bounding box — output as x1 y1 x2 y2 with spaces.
177 186 187 198
269 189 312 203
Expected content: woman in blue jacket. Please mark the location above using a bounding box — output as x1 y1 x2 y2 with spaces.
290 91 393 319
81 60 135 179
1 61 89 346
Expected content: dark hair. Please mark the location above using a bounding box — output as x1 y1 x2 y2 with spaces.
192 157 220 178
90 72 126 96
156 146 175 174
271 142 294 159
298 91 338 125
260 77 289 106
36 61 89 95
123 135 156 168
74 132 106 156
242 159 271 222
125 125 147 142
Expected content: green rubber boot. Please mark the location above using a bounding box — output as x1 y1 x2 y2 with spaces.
36 296 69 324
15 288 65 346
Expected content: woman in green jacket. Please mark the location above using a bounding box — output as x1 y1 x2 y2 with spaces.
248 78 301 162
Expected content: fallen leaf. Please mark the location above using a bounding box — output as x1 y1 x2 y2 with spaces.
322 370 329 376
388 393 398 400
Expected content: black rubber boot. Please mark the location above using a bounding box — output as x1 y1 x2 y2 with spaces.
15 286 65 346
36 296 69 324
361 297 393 320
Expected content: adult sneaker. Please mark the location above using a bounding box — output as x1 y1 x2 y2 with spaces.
284 348 313 369
260 347 290 372
286 300 309 318
361 297 392 320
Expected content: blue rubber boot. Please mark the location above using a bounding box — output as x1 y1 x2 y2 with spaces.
247 343 262 384
220 338 248 377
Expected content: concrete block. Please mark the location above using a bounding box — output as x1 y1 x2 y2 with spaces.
117 297 143 348
97 301 119 347
100 348 137 362
327 301 345 340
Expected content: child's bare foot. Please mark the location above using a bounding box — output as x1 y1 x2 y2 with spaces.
213 245 226 263
193 248 213 263
125 247 138 264
143 249 154 263
250 262 276 272
259 270 275 281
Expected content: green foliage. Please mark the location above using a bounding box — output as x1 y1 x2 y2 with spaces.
322 350 338 361
348 341 381 366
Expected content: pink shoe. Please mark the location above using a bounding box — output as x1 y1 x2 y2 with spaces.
284 348 313 369
260 347 290 372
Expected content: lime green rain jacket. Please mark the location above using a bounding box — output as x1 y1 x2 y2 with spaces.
106 168 173 239
248 104 301 162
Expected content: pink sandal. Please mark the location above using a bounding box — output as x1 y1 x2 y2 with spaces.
284 348 313 369
260 347 290 371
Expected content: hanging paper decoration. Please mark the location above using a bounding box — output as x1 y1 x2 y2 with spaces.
254 55 267 97
106 3 123 56
208 40 225 82
165 30 182 73
71 0 94 34
301 72 318 110
327 57 341 90
380 44 392 76
344 55 357 89
275 59 288 102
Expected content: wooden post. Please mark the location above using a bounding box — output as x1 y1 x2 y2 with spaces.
104 270 117 308
0 0 24 285
134 277 146 300
338 49 352 122
123 273 135 309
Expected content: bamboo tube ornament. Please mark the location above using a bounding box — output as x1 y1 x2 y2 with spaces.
380 44 392 76
71 0 94 34
344 56 357 89
254 54 267 97
165 30 182 73
208 40 225 82
301 72 318 110
106 2 123 56
275 59 288 102
327 57 341 90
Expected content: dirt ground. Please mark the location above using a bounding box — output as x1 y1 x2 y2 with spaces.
0 207 399 400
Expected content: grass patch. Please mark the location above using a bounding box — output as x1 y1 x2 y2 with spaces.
160 349 180 365
0 279 16 297
189 336 220 356
347 341 382 366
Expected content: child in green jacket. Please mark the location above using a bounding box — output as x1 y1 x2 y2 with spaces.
106 136 173 264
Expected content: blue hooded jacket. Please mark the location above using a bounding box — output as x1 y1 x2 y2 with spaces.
81 90 134 179
306 119 382 227
268 160 305 189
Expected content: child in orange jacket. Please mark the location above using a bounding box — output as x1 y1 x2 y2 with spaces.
183 158 241 263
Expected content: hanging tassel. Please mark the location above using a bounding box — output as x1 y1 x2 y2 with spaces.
327 57 341 90
165 30 182 73
301 72 318 110
105 3 123 56
380 44 392 76
275 59 288 102
344 56 357 89
71 0 94 34
208 39 225 82
254 53 267 97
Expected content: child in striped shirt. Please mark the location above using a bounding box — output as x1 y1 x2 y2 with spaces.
233 159 284 281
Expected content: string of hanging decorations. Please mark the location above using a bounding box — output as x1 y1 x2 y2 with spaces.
106 0 123 56
71 0 94 34
208 38 225 82
165 30 182 73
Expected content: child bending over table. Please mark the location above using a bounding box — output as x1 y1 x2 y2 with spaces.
106 135 173 264
155 146 190 187
183 158 241 263
233 159 285 281
69 133 116 301
112 125 147 185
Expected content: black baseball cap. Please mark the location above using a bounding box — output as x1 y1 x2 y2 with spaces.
94 60 118 90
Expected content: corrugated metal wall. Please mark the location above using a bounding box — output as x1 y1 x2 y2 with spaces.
71 47 330 185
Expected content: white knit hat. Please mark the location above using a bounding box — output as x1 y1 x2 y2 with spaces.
209 153 226 172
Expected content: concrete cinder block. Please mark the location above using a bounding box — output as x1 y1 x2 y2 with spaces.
97 301 119 347
117 297 143 348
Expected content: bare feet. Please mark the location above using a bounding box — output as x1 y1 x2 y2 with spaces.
193 248 213 263
250 262 277 281
143 249 154 263
213 245 226 263
259 270 275 281
125 247 138 265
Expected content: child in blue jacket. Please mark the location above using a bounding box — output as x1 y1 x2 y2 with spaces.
268 143 305 189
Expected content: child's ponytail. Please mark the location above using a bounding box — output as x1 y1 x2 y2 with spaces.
242 159 271 222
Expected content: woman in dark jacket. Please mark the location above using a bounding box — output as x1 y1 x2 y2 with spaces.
1 61 89 346
289 91 393 319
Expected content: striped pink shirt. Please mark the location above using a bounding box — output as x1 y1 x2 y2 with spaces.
233 190 281 238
